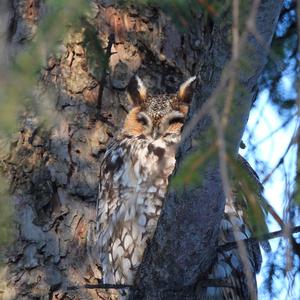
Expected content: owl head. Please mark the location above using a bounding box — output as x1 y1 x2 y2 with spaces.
123 76 196 141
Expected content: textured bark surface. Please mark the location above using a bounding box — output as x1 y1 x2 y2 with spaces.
133 1 283 299
0 0 282 299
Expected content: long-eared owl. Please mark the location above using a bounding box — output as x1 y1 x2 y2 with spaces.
95 76 268 299
95 75 196 288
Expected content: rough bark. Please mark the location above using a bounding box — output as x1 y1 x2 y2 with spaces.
0 1 282 300
133 1 283 299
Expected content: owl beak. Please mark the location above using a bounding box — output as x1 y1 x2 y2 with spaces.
152 128 159 140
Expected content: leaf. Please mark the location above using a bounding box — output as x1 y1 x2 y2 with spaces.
172 139 217 189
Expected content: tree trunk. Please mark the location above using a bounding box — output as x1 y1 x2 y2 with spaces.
1 1 282 299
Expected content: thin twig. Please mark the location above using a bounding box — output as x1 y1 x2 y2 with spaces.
262 132 298 184
67 283 132 291
212 1 260 298
63 223 300 293
254 114 296 147
219 225 300 252
197 279 237 288
66 278 252 291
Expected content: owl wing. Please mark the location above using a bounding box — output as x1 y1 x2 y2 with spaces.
206 156 269 299
234 155 271 253
95 137 163 285
96 138 136 284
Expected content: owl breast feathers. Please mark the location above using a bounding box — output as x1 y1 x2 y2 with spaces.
95 76 196 286
95 75 268 300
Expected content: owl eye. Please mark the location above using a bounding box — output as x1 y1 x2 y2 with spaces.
168 116 185 125
137 112 152 128
164 111 185 126
138 115 148 126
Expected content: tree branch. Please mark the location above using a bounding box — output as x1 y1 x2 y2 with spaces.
132 1 284 299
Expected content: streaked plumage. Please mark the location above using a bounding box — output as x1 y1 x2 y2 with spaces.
95 76 195 296
206 155 270 299
95 76 269 300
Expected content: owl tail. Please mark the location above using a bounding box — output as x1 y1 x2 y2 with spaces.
205 249 258 300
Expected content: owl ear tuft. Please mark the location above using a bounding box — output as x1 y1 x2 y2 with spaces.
127 75 148 106
178 76 196 104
